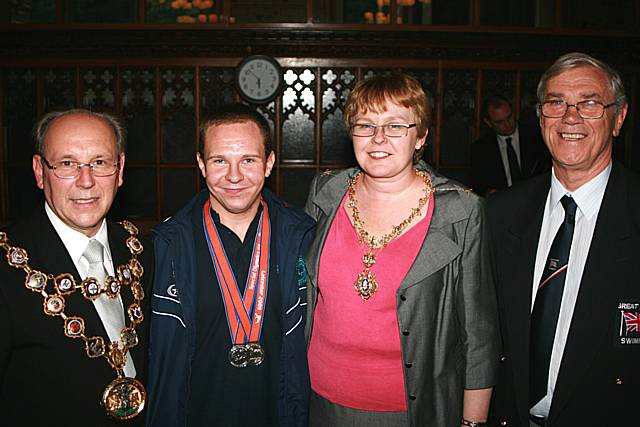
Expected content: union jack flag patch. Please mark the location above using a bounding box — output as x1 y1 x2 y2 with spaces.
618 301 640 346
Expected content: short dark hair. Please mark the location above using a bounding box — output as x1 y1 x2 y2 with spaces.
482 94 512 120
199 103 273 157
34 109 125 156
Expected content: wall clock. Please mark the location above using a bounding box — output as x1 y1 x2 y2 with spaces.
235 55 284 104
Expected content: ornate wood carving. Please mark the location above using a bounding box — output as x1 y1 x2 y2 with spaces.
1 26 638 66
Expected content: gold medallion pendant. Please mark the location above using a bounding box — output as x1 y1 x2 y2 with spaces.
354 269 378 300
102 377 146 420
0 221 146 420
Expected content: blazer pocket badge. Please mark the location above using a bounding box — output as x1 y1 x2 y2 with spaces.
617 300 640 346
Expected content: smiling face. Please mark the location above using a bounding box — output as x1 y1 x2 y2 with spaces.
32 113 124 237
197 121 275 224
351 100 427 180
540 66 627 186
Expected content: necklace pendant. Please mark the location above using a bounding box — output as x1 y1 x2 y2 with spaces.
362 252 376 268
354 269 378 301
102 377 146 420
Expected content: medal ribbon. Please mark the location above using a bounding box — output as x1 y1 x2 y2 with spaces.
203 199 270 345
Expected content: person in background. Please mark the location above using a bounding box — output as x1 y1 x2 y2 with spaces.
469 94 549 196
488 52 640 426
304 73 499 427
0 109 152 425
146 103 315 427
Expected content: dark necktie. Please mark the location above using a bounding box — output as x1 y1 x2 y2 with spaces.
505 137 522 183
529 195 578 408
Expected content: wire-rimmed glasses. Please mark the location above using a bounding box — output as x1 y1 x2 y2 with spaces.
41 157 120 179
351 123 417 138
539 100 616 119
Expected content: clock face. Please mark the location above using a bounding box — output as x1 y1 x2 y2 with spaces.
235 55 283 104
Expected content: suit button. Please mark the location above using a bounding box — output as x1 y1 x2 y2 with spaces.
500 421 508 426
616 378 623 385
405 362 412 368
402 330 410 336
409 395 416 400
500 355 506 362
400 295 407 301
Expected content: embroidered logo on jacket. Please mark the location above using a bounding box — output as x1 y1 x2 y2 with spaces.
618 302 640 345
167 283 178 298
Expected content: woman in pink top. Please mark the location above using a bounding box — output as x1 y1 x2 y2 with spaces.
304 73 499 427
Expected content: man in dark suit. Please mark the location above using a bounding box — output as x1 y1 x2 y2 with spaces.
0 109 152 426
470 94 549 196
488 53 640 427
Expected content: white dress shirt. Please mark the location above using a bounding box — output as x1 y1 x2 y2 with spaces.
530 162 611 417
44 202 136 378
497 127 522 187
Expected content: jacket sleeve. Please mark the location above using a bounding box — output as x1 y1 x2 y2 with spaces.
458 196 500 389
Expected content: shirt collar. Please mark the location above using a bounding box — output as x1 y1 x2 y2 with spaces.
550 162 611 221
497 125 519 143
44 202 111 264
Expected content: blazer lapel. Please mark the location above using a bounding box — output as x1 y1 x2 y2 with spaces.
499 175 550 422
491 135 509 188
25 208 108 339
107 220 133 308
107 219 150 377
549 164 633 419
399 184 466 289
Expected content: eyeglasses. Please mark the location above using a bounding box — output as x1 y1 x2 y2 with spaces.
351 123 417 138
41 157 120 179
539 100 616 119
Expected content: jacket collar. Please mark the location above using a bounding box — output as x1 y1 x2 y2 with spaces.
307 161 473 291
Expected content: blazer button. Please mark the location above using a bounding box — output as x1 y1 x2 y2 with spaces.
405 362 412 368
500 421 508 426
409 394 416 400
615 378 623 385
400 295 407 301
500 355 506 362
402 330 410 336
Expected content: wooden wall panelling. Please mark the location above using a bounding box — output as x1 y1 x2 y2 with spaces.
1 27 639 227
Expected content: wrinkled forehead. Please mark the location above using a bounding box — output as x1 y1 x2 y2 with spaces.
545 66 612 98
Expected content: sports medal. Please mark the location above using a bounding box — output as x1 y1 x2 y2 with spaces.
203 199 271 368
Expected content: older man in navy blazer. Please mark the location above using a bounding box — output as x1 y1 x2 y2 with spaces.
488 53 640 427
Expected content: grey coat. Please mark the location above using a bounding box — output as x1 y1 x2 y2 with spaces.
304 162 499 427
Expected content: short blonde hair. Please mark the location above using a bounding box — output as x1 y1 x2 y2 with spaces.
344 73 432 163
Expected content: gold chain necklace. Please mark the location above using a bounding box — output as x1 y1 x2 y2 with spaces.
347 169 433 300
0 220 146 421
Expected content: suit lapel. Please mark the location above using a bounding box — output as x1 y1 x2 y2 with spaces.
108 220 133 309
399 184 466 289
22 209 109 340
499 175 550 422
107 219 150 377
549 164 633 419
491 135 509 188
